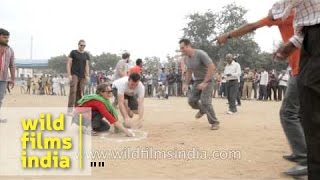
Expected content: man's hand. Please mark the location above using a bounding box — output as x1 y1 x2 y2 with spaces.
215 33 229 45
125 130 134 137
197 82 208 90
8 79 15 89
274 42 296 61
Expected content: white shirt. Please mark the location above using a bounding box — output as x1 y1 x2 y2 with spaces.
145 74 153 85
278 73 289 86
260 71 269 86
112 76 145 98
224 61 241 81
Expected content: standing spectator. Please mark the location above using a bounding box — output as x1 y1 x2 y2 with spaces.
212 72 221 98
252 69 260 99
268 70 278 101
52 75 60 96
237 71 243 106
176 69 183 96
129 59 143 75
167 69 176 96
26 75 31 94
145 71 153 97
219 75 227 98
113 52 130 81
242 67 254 100
152 72 158 97
278 70 289 101
89 70 97 94
259 67 268 101
67 39 90 114
224 54 241 114
59 75 66 96
20 78 26 94
159 68 168 98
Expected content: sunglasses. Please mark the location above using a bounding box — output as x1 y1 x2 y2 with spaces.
79 44 86 47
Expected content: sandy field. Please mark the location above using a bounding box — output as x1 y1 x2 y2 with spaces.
0 87 306 180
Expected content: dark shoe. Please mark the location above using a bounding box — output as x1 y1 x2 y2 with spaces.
283 154 306 163
211 124 219 130
283 165 307 177
195 111 204 119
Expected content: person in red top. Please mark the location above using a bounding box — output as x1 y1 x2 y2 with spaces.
73 83 133 137
129 59 143 75
216 7 307 177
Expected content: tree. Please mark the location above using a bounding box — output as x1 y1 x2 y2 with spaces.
143 56 161 74
183 3 262 69
91 53 120 71
48 55 68 73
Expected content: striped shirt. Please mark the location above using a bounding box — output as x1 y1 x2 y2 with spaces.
272 0 320 48
0 46 15 81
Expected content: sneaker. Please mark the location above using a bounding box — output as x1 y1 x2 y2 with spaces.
211 124 220 130
195 111 204 119
0 118 7 123
227 111 234 115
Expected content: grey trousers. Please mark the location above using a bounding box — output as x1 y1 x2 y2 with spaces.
188 81 219 125
280 76 307 159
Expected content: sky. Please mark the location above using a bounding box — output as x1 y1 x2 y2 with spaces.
1 0 282 61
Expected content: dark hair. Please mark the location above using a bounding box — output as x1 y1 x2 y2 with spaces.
136 59 143 66
129 73 141 82
78 39 85 45
179 38 191 46
122 52 130 59
96 83 111 94
0 28 10 36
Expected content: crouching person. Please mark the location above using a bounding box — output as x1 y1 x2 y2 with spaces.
73 83 133 137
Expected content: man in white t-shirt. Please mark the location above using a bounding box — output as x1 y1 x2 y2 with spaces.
112 73 145 128
278 70 289 101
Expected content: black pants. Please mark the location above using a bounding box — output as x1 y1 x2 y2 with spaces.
259 85 267 100
112 88 138 110
253 82 258 99
226 80 238 112
72 110 110 132
147 85 152 96
298 24 320 179
278 85 287 101
92 111 110 132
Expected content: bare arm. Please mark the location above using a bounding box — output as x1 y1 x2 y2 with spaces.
118 95 129 120
216 21 264 45
137 97 144 120
113 121 133 137
66 57 72 76
85 60 90 77
203 63 216 83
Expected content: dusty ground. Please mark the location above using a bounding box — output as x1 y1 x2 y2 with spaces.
0 87 305 180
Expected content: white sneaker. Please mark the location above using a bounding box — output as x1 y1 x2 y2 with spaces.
227 111 234 115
